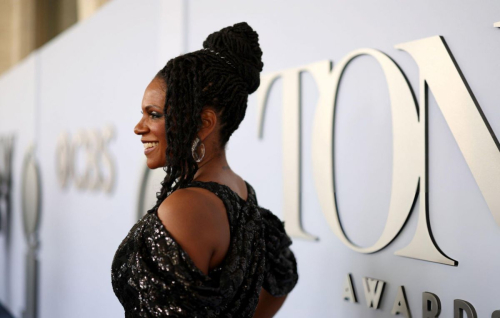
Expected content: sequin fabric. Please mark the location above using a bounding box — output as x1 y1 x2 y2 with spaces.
111 180 299 317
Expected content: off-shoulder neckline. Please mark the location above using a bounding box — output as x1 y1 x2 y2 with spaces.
149 210 225 279
149 179 253 279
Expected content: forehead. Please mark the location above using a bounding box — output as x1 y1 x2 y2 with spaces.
142 78 166 106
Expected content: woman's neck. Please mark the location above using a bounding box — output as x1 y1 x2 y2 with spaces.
192 150 231 181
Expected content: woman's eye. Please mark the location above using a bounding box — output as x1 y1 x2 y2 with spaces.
140 110 162 119
150 111 162 119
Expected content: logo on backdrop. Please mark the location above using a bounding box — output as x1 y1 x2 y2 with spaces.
341 272 500 318
55 124 116 194
257 24 500 317
20 144 42 318
258 35 500 268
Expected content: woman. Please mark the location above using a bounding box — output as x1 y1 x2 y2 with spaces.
111 22 298 317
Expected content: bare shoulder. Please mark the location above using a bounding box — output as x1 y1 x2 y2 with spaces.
156 188 224 274
158 188 217 223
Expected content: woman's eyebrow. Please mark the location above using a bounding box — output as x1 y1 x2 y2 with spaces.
145 105 162 111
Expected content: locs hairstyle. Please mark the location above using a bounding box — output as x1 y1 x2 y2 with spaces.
148 22 264 212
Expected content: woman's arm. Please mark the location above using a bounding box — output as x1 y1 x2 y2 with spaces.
253 287 288 318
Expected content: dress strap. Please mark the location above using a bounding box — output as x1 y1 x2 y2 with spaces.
244 181 258 206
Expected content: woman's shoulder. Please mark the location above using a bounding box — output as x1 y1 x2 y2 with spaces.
156 188 227 275
159 187 223 224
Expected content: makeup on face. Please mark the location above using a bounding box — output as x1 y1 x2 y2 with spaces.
135 78 168 169
139 106 163 156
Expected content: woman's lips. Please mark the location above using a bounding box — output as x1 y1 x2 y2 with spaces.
143 141 159 155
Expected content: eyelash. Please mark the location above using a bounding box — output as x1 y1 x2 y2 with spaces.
141 110 163 119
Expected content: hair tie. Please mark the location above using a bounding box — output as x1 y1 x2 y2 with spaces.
203 48 237 70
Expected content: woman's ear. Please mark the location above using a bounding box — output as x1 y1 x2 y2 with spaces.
198 107 218 140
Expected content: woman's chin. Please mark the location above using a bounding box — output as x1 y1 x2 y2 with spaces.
146 159 162 170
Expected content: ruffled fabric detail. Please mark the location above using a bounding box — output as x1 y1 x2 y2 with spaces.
259 207 299 297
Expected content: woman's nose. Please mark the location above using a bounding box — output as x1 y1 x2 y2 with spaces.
134 119 147 135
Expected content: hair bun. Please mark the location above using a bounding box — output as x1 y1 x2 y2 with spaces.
202 22 264 94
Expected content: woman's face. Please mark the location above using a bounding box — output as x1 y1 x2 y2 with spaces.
134 77 167 169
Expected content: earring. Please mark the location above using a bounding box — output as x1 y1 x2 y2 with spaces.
191 137 205 163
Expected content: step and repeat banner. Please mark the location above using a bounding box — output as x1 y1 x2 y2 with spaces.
1 0 500 317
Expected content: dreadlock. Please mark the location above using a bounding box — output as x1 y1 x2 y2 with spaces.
148 22 264 213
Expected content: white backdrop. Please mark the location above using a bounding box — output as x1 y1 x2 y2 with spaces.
1 0 500 317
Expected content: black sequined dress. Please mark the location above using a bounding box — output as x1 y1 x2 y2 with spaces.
111 180 299 317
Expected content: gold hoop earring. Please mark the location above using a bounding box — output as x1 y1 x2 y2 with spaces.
191 137 205 163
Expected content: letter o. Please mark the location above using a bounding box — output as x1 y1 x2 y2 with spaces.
312 48 420 253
